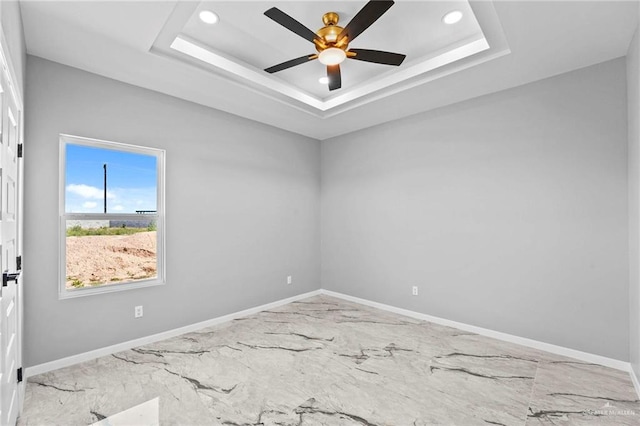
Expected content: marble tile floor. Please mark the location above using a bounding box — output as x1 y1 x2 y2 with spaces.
18 295 640 425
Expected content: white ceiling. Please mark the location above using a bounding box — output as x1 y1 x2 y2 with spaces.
19 1 640 140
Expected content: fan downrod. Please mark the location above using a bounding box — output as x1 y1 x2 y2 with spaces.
322 12 339 26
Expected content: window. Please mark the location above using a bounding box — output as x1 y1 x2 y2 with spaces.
59 134 165 298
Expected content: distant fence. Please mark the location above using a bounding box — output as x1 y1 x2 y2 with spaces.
66 220 109 229
112 210 156 228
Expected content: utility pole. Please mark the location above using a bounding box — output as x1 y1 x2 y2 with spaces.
103 163 107 214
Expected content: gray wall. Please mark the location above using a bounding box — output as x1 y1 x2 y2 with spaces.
628 5 640 382
23 48 633 366
0 0 25 96
321 58 629 361
24 56 321 367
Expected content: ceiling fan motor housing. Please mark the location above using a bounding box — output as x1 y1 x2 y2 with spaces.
315 12 348 52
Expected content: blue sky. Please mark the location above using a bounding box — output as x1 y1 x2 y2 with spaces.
65 144 157 213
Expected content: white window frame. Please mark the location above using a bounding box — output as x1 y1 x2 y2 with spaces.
59 134 166 299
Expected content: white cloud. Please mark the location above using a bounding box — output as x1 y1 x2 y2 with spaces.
109 187 157 213
66 187 155 213
67 184 115 200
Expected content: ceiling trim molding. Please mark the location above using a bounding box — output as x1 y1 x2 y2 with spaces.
170 35 326 110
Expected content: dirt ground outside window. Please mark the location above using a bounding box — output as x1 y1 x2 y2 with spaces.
65 231 157 289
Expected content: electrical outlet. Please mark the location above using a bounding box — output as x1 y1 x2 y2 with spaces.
134 305 143 318
412 286 418 296
287 275 292 285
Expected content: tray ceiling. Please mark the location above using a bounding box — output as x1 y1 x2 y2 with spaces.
152 1 506 116
19 1 640 139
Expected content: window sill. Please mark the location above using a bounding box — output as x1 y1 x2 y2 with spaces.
58 277 165 300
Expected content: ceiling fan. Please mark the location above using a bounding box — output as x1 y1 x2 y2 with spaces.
263 0 406 91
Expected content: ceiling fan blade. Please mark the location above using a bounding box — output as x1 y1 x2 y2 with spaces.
337 1 395 44
348 48 406 66
264 7 320 44
265 55 316 73
327 65 341 91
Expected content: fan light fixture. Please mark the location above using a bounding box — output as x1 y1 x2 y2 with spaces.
442 10 463 25
263 1 406 91
319 76 329 84
199 10 219 24
318 47 347 65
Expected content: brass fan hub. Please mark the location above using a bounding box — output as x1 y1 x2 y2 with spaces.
315 12 348 53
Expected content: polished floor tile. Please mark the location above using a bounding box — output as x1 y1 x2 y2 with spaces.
18 295 640 425
526 359 639 425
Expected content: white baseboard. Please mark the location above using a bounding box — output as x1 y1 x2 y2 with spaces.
320 289 631 372
25 289 322 378
631 365 640 399
26 286 635 398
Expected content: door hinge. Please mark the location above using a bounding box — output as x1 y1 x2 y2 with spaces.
16 256 21 272
17 367 22 383
17 144 23 158
2 271 19 287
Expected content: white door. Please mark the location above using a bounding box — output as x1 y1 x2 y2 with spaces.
0 48 22 426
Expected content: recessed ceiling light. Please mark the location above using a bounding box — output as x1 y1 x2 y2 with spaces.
442 10 463 25
199 10 219 25
319 77 329 84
